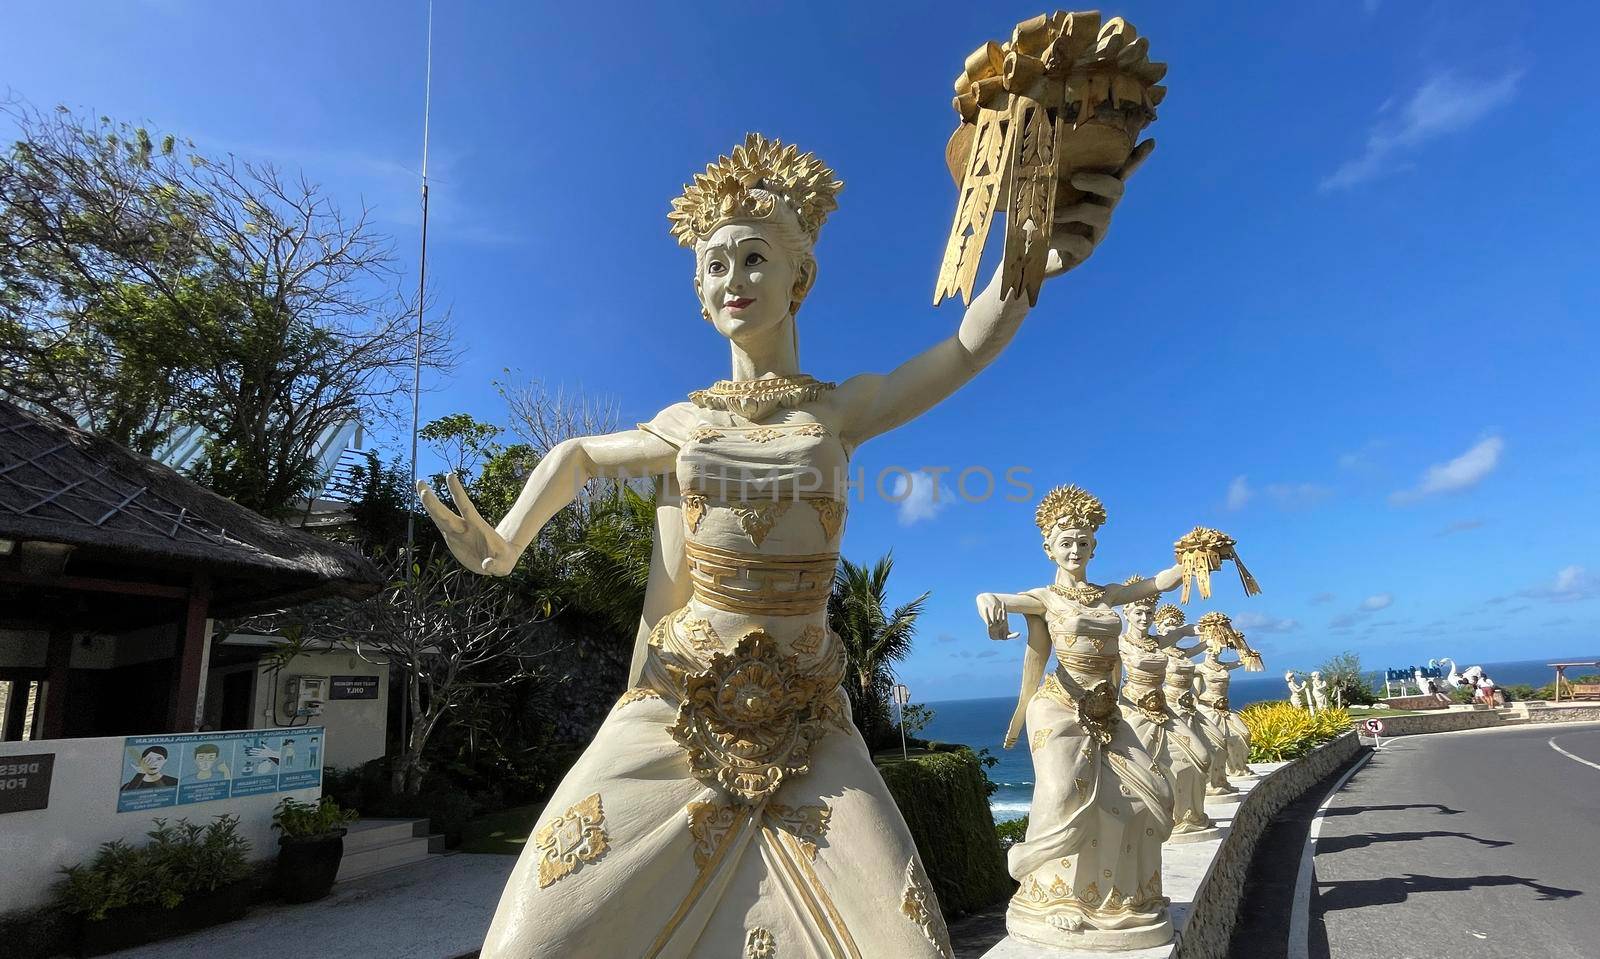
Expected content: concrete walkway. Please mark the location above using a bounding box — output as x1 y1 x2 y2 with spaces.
106 854 515 959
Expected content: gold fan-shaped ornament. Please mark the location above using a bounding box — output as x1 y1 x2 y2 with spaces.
934 11 1166 308
1173 527 1261 603
1153 603 1185 629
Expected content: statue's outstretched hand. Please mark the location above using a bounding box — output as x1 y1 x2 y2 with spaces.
417 473 517 576
976 593 1019 641
1045 138 1155 278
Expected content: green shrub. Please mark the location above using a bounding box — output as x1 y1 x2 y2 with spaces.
878 747 1011 918
55 816 251 921
273 797 358 840
995 816 1028 850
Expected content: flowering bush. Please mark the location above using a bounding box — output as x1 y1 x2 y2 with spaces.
1240 702 1352 763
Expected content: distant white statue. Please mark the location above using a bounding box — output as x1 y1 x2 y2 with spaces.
1433 657 1463 689
1285 671 1308 709
1309 671 1330 712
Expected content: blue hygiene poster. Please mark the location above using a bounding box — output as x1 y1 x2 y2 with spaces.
118 727 324 813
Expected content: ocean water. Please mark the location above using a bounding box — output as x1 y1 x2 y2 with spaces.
919 657 1593 822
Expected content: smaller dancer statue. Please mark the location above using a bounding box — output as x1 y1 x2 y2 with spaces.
1310 670 1330 712
1285 671 1309 710
1154 606 1234 799
1192 614 1262 781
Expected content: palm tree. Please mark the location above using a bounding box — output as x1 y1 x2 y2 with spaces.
828 554 929 749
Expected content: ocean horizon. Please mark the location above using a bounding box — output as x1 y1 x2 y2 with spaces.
918 657 1593 822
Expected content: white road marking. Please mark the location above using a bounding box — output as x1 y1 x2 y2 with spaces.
1548 735 1600 771
1288 748 1376 959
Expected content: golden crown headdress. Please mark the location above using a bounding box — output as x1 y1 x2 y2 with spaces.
668 133 844 247
1034 484 1106 535
1153 604 1185 628
1120 574 1158 610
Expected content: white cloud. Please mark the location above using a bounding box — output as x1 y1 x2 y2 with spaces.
1437 518 1485 537
1390 436 1504 505
1331 593 1395 628
1519 566 1600 603
1232 612 1300 635
1309 592 1337 605
1226 475 1253 511
1227 475 1330 511
890 470 954 526
1322 71 1522 191
1264 482 1333 509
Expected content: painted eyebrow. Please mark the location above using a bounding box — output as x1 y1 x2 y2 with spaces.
702 236 774 254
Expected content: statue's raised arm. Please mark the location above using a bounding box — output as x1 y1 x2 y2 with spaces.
832 144 1152 447
417 429 675 576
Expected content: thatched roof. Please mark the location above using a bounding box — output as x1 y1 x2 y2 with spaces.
0 398 381 615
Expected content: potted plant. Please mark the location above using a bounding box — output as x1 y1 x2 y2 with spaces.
272 796 358 903
55 816 253 956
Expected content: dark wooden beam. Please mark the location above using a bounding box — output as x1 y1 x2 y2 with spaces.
41 623 71 739
0 570 188 600
168 572 211 732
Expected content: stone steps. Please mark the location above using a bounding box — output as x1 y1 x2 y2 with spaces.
337 818 446 882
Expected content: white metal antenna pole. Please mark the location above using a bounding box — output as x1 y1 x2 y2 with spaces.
406 0 434 570
402 0 434 768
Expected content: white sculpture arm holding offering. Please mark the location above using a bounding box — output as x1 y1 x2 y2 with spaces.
418 431 675 576
829 143 1152 446
977 591 1050 749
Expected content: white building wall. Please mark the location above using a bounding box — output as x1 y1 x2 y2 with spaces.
0 733 320 914
248 650 388 770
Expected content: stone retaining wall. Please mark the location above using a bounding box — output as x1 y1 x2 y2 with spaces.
1173 731 1362 959
1370 703 1600 737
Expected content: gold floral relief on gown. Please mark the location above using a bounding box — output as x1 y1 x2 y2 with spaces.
730 500 791 547
745 928 777 958
808 498 845 539
682 491 708 533
668 629 844 804
533 793 609 888
1132 687 1167 724
901 858 955 959
1039 674 1120 746
792 624 825 655
680 616 722 653
615 687 663 708
1031 727 1053 752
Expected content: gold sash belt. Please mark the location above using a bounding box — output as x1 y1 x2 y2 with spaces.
684 540 837 615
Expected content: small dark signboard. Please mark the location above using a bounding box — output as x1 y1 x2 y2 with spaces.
0 753 55 813
329 676 380 700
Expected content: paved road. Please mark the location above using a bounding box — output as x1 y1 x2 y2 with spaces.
1234 722 1600 959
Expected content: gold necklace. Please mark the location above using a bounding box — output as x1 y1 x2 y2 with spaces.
1049 582 1105 604
1125 631 1160 653
688 374 836 417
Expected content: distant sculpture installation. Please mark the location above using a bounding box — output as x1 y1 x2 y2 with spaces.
1120 590 1219 843
415 10 1166 955
1192 613 1262 781
1285 670 1309 710
1158 611 1236 799
1309 670 1330 712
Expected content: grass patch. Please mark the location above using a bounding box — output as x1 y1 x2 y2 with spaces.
459 803 543 855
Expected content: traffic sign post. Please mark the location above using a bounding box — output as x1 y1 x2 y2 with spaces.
892 684 911 761
1363 717 1385 751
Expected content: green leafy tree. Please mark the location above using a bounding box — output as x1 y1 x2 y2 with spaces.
0 99 454 514
828 554 929 749
1318 650 1378 706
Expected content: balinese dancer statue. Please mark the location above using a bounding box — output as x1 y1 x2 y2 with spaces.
1192 614 1263 781
417 123 1145 954
1117 580 1219 843
1153 605 1236 799
975 486 1196 949
1285 670 1309 710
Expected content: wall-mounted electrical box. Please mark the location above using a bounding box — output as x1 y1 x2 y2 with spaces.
283 675 328 718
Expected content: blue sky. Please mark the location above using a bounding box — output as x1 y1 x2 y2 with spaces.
6 1 1598 701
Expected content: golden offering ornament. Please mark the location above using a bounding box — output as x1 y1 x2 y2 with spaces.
934 10 1166 307
1173 527 1262 603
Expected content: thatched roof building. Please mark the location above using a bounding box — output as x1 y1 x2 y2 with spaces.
0 399 381 738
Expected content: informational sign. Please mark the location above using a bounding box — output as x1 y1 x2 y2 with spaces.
329 675 380 700
0 753 55 814
117 727 325 814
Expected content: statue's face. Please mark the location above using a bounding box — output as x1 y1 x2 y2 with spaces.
1046 524 1095 574
1125 604 1152 634
698 222 801 344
